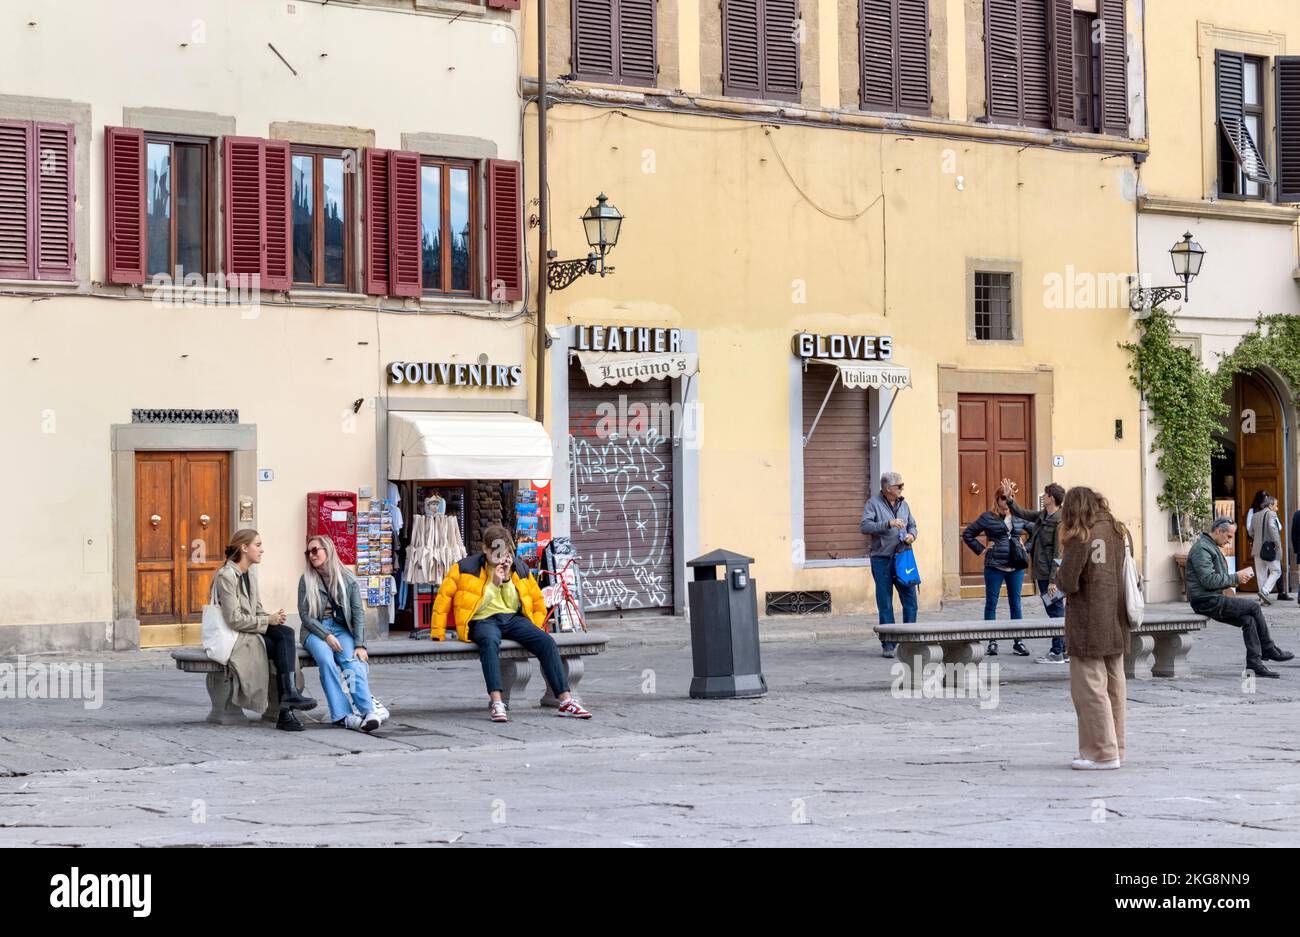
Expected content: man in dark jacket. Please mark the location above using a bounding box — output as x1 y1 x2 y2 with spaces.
1185 517 1294 678
1003 479 1066 663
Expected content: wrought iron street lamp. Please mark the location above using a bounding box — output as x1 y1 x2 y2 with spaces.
547 193 624 291
1130 232 1206 312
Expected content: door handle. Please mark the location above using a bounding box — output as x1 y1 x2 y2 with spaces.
199 514 211 528
150 514 162 528
969 482 980 495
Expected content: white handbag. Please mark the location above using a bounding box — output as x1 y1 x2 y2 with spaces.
1123 529 1144 628
201 575 238 665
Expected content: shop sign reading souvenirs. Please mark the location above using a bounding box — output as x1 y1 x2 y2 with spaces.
387 361 524 387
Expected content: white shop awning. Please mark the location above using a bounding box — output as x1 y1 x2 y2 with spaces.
574 349 699 387
388 411 553 481
808 358 911 389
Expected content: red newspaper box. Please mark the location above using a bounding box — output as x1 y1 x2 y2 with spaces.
307 491 358 565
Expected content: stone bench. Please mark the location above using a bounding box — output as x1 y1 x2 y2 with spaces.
171 631 609 725
875 610 1207 691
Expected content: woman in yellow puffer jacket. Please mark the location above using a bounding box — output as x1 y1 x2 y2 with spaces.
432 525 592 723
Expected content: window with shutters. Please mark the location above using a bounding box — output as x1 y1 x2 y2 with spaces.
859 0 931 115
0 120 74 282
1073 12 1100 132
419 158 477 296
723 0 802 102
1217 52 1270 200
572 0 657 87
291 146 353 290
144 134 212 279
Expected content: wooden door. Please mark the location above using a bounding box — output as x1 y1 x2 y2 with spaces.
135 452 229 645
957 394 1033 587
1235 372 1285 591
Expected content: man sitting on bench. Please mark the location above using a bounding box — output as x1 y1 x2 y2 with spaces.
433 525 592 722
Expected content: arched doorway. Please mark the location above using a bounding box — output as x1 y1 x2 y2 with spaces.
1234 371 1287 592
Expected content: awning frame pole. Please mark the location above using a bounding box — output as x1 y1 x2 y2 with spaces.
877 386 903 430
803 366 840 447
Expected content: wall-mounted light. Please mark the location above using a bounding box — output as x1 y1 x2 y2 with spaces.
1130 232 1206 313
546 193 624 291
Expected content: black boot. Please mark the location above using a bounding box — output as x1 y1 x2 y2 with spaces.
276 708 305 731
1247 660 1281 678
1264 647 1295 662
277 669 318 711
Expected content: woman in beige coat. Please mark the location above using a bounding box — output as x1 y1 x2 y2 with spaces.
214 529 317 731
1057 487 1128 771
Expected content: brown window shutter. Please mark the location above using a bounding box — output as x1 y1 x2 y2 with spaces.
487 159 523 302
985 0 1022 123
1277 56 1300 202
723 0 762 97
1098 0 1128 135
573 0 617 81
0 120 33 280
487 0 520 8
1047 0 1077 131
860 0 896 110
261 139 291 291
387 150 421 298
896 0 931 114
618 0 658 86
363 148 390 295
1217 50 1270 185
1020 0 1051 128
34 123 75 281
762 0 801 101
104 125 146 285
222 136 265 287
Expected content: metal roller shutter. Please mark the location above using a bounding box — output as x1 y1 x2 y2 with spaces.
802 365 871 560
568 362 675 611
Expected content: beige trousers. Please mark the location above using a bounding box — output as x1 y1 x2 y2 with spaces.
1069 654 1126 764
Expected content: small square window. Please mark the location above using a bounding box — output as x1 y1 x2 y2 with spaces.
974 272 1013 341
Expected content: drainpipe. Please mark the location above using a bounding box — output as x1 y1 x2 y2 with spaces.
534 0 549 424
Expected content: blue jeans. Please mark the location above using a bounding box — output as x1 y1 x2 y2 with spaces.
983 567 1024 620
304 618 373 723
1038 577 1066 654
470 613 569 698
871 556 917 650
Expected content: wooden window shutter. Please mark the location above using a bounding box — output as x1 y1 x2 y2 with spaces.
573 0 617 81
1047 0 1077 131
618 0 658 85
387 150 422 298
895 0 931 114
1217 50 1271 185
487 0 520 8
763 0 801 101
859 0 896 111
723 0 762 97
0 120 33 280
364 148 391 295
261 139 291 290
34 123 75 281
487 159 523 302
985 0 1022 123
1098 0 1128 135
1019 0 1051 128
105 125 146 285
1277 56 1300 203
222 136 265 287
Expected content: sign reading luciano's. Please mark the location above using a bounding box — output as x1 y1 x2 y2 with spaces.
792 332 893 360
388 361 524 387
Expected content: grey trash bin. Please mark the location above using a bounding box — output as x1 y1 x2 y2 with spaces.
687 549 767 699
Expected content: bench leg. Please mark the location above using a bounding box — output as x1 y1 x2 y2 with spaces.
893 642 944 694
500 659 533 707
1153 632 1193 678
943 642 985 691
540 657 584 708
205 671 247 725
1126 633 1155 680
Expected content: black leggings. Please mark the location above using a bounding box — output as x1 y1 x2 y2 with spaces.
262 624 297 675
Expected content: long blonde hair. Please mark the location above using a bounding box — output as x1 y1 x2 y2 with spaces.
304 535 349 620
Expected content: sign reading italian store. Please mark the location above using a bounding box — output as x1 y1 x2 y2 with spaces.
792 332 909 389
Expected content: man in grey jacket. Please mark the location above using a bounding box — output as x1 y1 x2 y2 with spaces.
860 472 917 658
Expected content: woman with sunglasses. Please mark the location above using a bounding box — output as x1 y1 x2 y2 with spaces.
962 491 1033 656
299 535 382 732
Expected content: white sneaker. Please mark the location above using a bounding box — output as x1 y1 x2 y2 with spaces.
338 714 365 731
1071 758 1121 770
489 700 509 722
360 711 381 732
370 697 390 724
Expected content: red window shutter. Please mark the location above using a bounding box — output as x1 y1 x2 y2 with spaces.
261 139 291 290
487 159 523 302
896 0 931 114
104 126 145 285
387 150 422 298
859 0 896 111
1019 0 1051 128
985 0 1022 123
618 0 658 85
487 0 520 8
723 0 762 97
33 123 75 281
0 120 33 279
763 0 801 101
1047 0 1077 131
1277 56 1300 203
222 136 264 288
364 149 390 295
574 0 617 81
1098 0 1128 136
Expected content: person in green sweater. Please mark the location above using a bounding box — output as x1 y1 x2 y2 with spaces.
1185 517 1294 678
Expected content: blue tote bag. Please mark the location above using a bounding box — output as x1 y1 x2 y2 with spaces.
893 547 921 587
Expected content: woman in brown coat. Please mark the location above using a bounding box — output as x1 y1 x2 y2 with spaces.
1057 487 1128 770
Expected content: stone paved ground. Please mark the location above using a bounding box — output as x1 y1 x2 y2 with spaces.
2 598 1298 846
